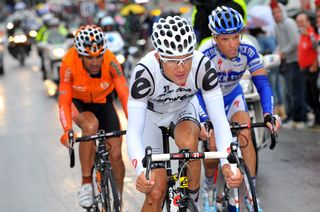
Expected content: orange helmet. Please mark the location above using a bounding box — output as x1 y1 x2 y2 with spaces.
74 25 108 57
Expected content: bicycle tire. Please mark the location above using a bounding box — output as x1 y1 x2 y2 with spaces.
106 164 122 212
183 198 199 212
92 165 121 212
250 128 259 174
239 158 258 212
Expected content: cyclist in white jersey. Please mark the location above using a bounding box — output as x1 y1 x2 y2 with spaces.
196 6 281 211
126 16 243 211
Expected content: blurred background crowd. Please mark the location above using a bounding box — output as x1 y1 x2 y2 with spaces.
0 0 319 130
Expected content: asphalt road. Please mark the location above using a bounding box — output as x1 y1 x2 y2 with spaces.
0 46 319 212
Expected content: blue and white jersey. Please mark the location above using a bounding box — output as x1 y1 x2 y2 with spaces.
198 39 263 96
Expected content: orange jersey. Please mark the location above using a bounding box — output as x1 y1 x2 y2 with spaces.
58 47 128 132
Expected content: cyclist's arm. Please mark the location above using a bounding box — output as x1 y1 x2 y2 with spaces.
251 68 274 115
126 100 147 176
126 61 155 176
245 43 274 115
110 56 129 118
58 62 73 132
202 88 232 166
195 90 209 122
197 55 233 166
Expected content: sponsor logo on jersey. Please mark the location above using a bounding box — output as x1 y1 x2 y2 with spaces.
132 159 138 168
239 45 256 57
131 69 152 99
202 60 218 91
100 82 109 90
64 68 72 83
218 71 243 82
218 58 223 69
233 99 240 107
154 94 194 104
110 61 123 76
73 85 86 92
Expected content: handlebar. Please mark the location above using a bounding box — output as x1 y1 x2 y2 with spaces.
229 121 277 150
68 130 126 168
204 121 278 150
143 142 239 180
75 130 126 142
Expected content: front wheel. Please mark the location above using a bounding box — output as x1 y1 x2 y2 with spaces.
164 194 199 212
238 158 258 212
92 165 121 212
184 198 199 212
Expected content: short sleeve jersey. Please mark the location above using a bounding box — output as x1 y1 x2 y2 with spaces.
198 39 263 96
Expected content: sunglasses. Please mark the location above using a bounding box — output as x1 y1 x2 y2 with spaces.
159 54 193 66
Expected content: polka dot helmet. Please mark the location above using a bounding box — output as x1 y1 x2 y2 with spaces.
151 16 196 57
74 25 108 57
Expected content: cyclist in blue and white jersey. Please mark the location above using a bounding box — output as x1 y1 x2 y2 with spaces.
126 16 243 211
196 6 281 211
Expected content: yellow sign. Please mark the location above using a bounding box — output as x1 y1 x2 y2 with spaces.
180 177 188 188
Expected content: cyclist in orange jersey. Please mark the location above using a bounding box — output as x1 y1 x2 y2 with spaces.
58 25 128 209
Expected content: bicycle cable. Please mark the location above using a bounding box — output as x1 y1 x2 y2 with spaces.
236 131 250 148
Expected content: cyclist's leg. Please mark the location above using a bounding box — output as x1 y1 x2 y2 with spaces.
230 111 255 176
72 100 98 184
225 85 256 178
98 98 125 194
202 133 219 209
140 110 171 211
106 137 125 192
226 90 261 210
173 98 201 200
203 132 218 180
175 119 201 186
72 100 98 208
142 168 167 212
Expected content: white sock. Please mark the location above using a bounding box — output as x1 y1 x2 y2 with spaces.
205 175 215 190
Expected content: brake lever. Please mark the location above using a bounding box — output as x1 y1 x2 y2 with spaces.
68 130 75 168
269 116 278 150
269 131 277 150
144 146 152 181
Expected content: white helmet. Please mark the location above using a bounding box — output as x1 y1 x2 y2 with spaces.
151 16 196 57
14 2 26 11
101 16 115 26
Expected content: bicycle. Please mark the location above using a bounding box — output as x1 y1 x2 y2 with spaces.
68 129 126 212
143 126 247 212
202 121 278 212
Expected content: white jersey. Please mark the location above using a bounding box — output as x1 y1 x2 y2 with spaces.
129 50 219 113
198 39 263 96
126 50 233 175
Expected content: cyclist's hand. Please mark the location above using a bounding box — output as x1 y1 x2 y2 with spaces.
199 121 213 141
199 124 211 141
222 164 243 188
60 129 75 148
264 114 281 133
136 171 155 194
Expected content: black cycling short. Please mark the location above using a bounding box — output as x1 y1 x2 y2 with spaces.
72 95 120 134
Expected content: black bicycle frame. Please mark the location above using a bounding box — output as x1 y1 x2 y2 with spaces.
159 126 191 210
